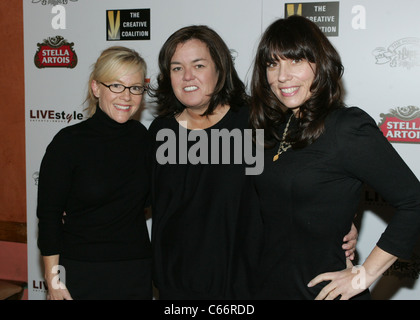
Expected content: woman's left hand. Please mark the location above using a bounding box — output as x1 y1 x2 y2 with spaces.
342 223 358 260
309 246 398 300
307 263 366 300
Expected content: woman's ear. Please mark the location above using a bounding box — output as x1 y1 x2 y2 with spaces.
91 80 100 98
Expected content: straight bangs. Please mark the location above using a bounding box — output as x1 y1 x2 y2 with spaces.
259 26 315 68
99 59 145 84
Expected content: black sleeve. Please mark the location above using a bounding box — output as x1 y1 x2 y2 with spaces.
336 107 420 259
37 130 73 256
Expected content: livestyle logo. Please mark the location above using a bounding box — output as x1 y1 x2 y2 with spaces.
363 185 390 208
34 36 78 68
29 109 84 123
31 279 47 293
378 106 420 143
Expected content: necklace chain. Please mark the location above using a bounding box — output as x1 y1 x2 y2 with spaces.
273 114 293 161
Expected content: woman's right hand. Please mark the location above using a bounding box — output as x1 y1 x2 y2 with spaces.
46 282 73 300
43 254 73 300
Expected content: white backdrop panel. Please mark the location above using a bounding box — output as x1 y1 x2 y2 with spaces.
24 0 420 300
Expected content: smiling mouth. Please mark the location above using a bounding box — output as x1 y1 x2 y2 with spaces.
184 86 198 92
114 104 131 111
281 87 299 94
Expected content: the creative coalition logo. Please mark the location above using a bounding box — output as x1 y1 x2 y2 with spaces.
29 109 84 123
31 0 78 5
107 9 150 41
34 36 78 68
378 106 420 143
285 2 339 36
372 38 420 69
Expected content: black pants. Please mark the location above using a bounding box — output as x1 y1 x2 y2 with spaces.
59 257 152 300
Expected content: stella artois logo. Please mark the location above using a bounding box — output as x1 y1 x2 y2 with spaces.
34 36 77 69
378 106 420 143
372 38 420 69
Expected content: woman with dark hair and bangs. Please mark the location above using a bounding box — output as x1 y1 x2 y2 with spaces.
245 15 420 300
251 14 345 150
149 23 358 300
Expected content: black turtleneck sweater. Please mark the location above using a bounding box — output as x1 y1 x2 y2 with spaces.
37 107 152 262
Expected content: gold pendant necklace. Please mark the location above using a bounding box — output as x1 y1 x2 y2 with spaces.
273 114 293 161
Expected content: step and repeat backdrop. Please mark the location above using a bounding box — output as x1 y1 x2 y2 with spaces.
24 0 420 300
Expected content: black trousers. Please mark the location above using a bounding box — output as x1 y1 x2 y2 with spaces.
59 257 152 300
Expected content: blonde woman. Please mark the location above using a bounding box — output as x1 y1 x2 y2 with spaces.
37 46 152 300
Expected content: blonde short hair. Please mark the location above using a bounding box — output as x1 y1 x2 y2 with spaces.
84 46 147 116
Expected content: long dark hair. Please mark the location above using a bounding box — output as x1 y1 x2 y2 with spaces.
250 15 345 148
149 25 249 117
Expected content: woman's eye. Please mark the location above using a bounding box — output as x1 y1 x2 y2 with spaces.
111 84 123 89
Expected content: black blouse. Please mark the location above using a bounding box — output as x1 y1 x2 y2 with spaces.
250 106 420 299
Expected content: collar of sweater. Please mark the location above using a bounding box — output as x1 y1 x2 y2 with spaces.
90 106 134 134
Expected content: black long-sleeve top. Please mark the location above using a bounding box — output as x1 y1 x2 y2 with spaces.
250 107 420 299
149 105 253 299
37 107 152 262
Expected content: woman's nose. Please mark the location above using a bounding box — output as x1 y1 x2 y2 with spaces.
278 64 292 82
183 67 195 81
120 87 132 100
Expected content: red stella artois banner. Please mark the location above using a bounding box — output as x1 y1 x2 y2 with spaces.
378 106 420 143
34 36 78 68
